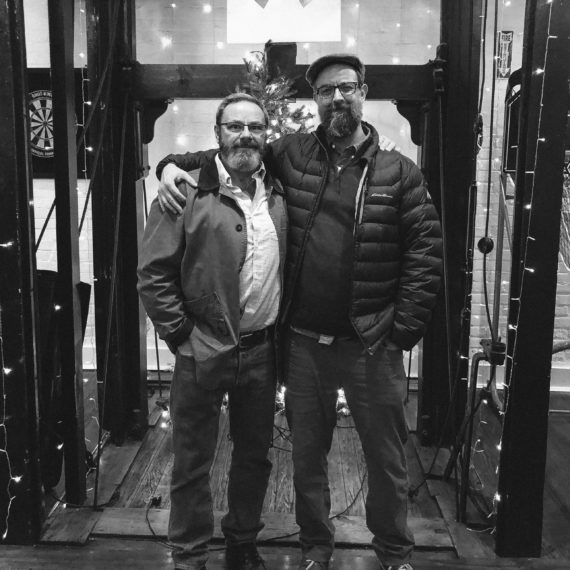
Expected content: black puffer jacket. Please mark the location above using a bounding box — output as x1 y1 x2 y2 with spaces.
266 122 442 352
157 122 442 353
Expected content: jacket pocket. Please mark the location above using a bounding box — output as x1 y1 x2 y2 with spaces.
183 293 233 361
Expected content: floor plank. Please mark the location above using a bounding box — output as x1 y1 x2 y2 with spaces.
41 508 103 545
427 480 496 559
112 427 168 508
265 413 295 513
336 419 366 516
92 508 452 549
37 389 570 564
126 429 173 508
4 538 569 569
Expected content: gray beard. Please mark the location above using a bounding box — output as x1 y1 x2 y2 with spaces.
322 104 361 138
221 147 262 173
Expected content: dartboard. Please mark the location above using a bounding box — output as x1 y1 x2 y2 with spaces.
29 89 54 158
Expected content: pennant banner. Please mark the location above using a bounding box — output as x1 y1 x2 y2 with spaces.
228 0 340 43
254 0 315 6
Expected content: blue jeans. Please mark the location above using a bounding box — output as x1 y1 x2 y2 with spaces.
168 340 276 569
285 332 414 566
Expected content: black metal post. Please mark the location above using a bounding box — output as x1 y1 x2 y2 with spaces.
0 0 43 542
118 0 149 435
419 0 482 445
496 0 570 557
86 0 147 443
47 0 87 503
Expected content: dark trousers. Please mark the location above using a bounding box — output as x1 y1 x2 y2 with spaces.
285 332 414 566
169 340 276 569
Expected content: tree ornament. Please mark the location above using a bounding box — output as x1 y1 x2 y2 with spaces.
240 50 315 143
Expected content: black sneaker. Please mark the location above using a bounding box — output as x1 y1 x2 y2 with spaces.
225 542 267 570
380 563 414 570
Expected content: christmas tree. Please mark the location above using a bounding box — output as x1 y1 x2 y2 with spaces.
241 50 315 142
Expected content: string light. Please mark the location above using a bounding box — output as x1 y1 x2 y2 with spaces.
496 3 558 525
1 307 19 540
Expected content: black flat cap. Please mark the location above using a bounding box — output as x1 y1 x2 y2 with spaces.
305 53 365 87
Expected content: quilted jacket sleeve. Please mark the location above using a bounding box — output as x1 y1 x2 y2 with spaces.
156 148 217 180
391 160 443 350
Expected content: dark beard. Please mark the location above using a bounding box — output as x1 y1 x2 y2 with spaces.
219 140 265 172
321 102 361 138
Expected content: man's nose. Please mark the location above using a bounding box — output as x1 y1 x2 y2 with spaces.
239 126 254 138
332 86 345 102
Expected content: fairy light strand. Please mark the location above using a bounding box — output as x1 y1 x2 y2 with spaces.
0 307 23 540
498 0 555 508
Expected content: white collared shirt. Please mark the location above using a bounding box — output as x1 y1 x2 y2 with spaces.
215 153 280 333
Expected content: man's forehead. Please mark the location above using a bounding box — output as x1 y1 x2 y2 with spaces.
221 101 265 121
314 64 359 86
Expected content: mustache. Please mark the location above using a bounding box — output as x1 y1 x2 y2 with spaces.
231 141 261 150
331 102 351 111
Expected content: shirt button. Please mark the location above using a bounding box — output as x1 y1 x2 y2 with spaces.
236 224 243 232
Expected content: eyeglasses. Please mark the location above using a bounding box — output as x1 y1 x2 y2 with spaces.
219 121 267 135
314 82 360 100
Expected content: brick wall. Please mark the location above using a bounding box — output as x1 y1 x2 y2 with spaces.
472 2 570 390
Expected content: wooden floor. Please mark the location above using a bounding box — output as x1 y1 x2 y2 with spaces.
2 390 570 569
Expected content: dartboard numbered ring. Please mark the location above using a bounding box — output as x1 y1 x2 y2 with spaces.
29 89 54 158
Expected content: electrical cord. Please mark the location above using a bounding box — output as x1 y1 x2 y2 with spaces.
480 0 501 343
144 420 367 549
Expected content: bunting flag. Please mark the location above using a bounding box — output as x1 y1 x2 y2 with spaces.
228 0 340 43
254 0 314 7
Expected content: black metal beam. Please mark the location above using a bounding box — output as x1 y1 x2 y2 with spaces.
87 0 147 443
119 0 149 436
0 0 43 542
419 0 482 445
496 0 570 556
87 0 127 443
47 0 87 503
133 62 435 101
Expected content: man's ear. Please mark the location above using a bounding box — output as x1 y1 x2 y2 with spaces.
214 124 220 144
360 83 369 100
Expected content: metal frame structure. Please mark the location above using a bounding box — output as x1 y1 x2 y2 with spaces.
496 0 570 556
2 0 569 556
0 0 43 543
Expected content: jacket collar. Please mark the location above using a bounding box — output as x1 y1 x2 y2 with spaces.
313 121 380 164
197 151 284 195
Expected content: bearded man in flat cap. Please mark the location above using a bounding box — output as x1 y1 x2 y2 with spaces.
156 53 442 570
